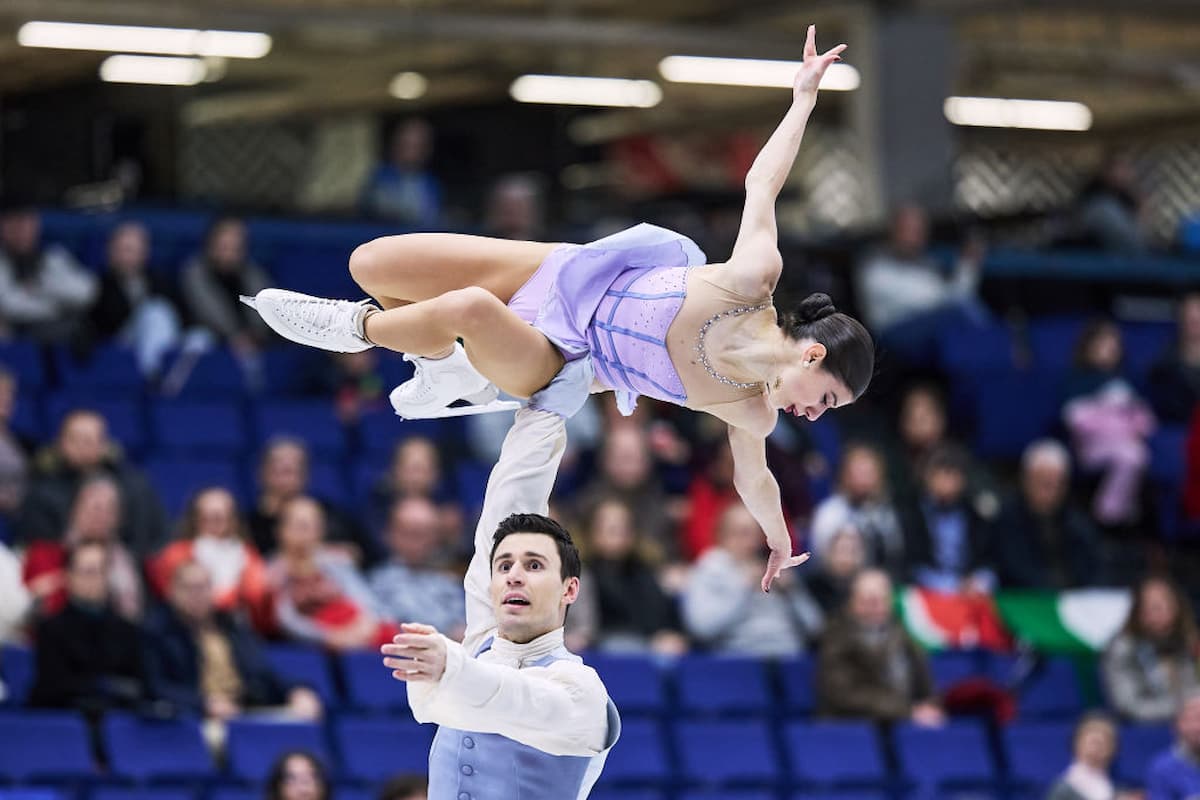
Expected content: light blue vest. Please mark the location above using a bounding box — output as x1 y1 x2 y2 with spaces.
427 638 621 800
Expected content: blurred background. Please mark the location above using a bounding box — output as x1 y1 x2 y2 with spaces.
1 1 1200 800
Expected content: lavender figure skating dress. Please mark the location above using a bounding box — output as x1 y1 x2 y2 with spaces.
507 223 706 416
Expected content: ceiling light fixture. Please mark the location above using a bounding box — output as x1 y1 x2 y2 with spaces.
509 75 662 108
99 54 207 86
658 55 860 91
18 21 271 59
943 96 1093 131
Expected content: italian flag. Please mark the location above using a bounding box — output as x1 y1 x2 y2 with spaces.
899 587 1133 653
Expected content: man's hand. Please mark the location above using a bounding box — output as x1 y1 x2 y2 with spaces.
206 694 240 721
910 701 947 728
793 25 847 99
381 622 447 683
762 543 810 593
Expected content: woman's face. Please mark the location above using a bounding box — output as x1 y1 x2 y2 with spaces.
590 501 635 559
827 526 866 578
1138 580 1179 639
195 489 237 539
900 390 945 449
1086 326 1122 371
394 439 438 495
772 343 851 422
279 755 323 800
1075 721 1116 768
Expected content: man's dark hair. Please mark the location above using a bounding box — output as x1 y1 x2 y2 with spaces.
264 751 329 800
490 513 581 580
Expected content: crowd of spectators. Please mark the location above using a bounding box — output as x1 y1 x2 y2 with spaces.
0 135 1197 798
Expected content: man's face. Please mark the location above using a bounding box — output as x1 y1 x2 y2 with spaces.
842 449 883 501
602 427 650 489
0 210 40 257
925 466 966 506
718 504 764 562
67 544 109 605
70 480 121 540
60 413 108 470
262 444 308 498
489 532 577 644
850 570 893 629
1023 458 1067 515
278 498 325 555
386 498 440 566
108 224 149 276
170 562 215 624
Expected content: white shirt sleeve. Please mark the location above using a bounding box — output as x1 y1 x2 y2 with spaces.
461 408 568 654
407 635 609 756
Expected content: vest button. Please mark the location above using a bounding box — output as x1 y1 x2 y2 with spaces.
461 765 474 776
462 736 475 749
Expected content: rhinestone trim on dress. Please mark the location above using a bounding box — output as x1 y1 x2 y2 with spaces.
695 302 772 390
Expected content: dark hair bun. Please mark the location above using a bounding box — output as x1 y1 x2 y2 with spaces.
797 292 837 325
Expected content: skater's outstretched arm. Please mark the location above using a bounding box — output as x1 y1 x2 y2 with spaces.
728 25 847 299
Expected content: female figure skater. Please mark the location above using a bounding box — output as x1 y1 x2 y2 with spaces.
245 26 873 590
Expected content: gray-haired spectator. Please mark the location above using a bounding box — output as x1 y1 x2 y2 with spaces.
1046 713 1126 800
810 443 903 577
1102 575 1200 723
368 497 466 640
484 173 547 241
683 503 822 657
817 568 944 725
995 439 1102 589
360 118 442 227
0 204 97 342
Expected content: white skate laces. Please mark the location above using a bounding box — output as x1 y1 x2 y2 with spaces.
240 289 376 353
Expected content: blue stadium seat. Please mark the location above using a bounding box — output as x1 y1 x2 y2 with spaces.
103 714 212 782
1120 321 1173 383
207 789 258 800
454 459 490 516
267 243 358 299
1114 724 1173 785
307 460 350 508
150 400 247 456
930 650 987 693
679 793 776 800
970 368 1061 460
1029 316 1088 373
675 720 780 786
332 717 432 781
792 792 892 800
939 320 1016 375
0 791 67 800
142 456 243 518
56 345 143 396
356 410 436 460
784 721 887 786
9 384 44 443
1017 657 1083 719
333 788 371 800
224 720 329 782
1002 721 1074 788
161 347 249 400
676 656 770 715
261 348 329 398
92 788 196 800
341 650 409 712
0 712 96 781
254 400 347 459
264 645 338 707
1149 426 1187 486
599 718 670 785
589 792 665 800
47 393 148 459
894 721 997 790
585 653 666 715
778 656 817 715
1 644 34 706
0 340 45 391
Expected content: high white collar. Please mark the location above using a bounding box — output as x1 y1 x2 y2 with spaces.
488 627 566 666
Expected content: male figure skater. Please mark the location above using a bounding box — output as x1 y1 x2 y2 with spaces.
380 371 619 799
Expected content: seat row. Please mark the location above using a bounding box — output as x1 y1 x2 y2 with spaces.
0 710 1172 798
1 645 1098 721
